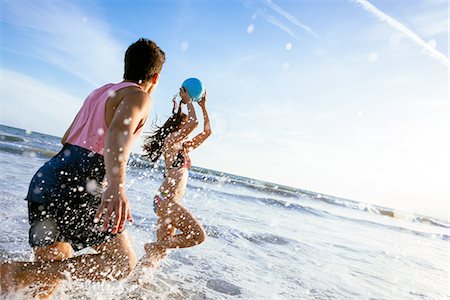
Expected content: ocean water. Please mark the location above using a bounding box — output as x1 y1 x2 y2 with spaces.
0 124 448 300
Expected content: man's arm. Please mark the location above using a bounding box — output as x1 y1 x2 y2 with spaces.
95 91 151 234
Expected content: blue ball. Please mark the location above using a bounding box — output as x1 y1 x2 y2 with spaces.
182 78 204 102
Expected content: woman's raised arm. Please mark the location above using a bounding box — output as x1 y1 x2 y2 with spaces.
184 91 211 151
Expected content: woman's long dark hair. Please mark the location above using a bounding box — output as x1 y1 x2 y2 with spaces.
143 100 186 162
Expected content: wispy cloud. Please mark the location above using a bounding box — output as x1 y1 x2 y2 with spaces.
1 0 124 86
261 0 319 37
352 0 450 67
240 0 318 40
1 68 80 135
255 9 302 41
410 6 449 37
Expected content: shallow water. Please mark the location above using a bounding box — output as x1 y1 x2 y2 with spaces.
0 124 448 299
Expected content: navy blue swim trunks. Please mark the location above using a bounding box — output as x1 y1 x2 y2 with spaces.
25 143 115 250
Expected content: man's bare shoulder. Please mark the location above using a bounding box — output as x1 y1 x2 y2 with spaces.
121 88 151 108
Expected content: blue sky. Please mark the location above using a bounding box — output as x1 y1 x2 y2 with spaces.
1 0 448 219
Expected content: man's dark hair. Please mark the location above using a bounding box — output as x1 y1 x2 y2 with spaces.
124 38 165 83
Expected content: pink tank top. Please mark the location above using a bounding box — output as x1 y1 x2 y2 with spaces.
65 82 146 156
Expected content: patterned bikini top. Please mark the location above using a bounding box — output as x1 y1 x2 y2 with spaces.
171 144 192 169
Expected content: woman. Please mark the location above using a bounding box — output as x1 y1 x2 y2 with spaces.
142 87 211 266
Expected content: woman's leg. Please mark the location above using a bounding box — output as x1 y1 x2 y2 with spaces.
155 200 206 249
140 217 174 267
140 200 206 268
141 200 205 268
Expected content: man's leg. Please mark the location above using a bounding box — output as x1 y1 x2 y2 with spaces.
35 242 73 261
1 231 137 297
30 242 73 299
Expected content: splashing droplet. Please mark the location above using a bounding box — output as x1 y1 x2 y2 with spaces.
246 24 255 34
369 52 378 62
107 89 116 98
427 39 436 49
181 41 189 51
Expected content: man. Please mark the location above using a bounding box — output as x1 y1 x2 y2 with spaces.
1 38 165 298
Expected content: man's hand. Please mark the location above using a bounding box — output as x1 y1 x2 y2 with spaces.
94 185 133 234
